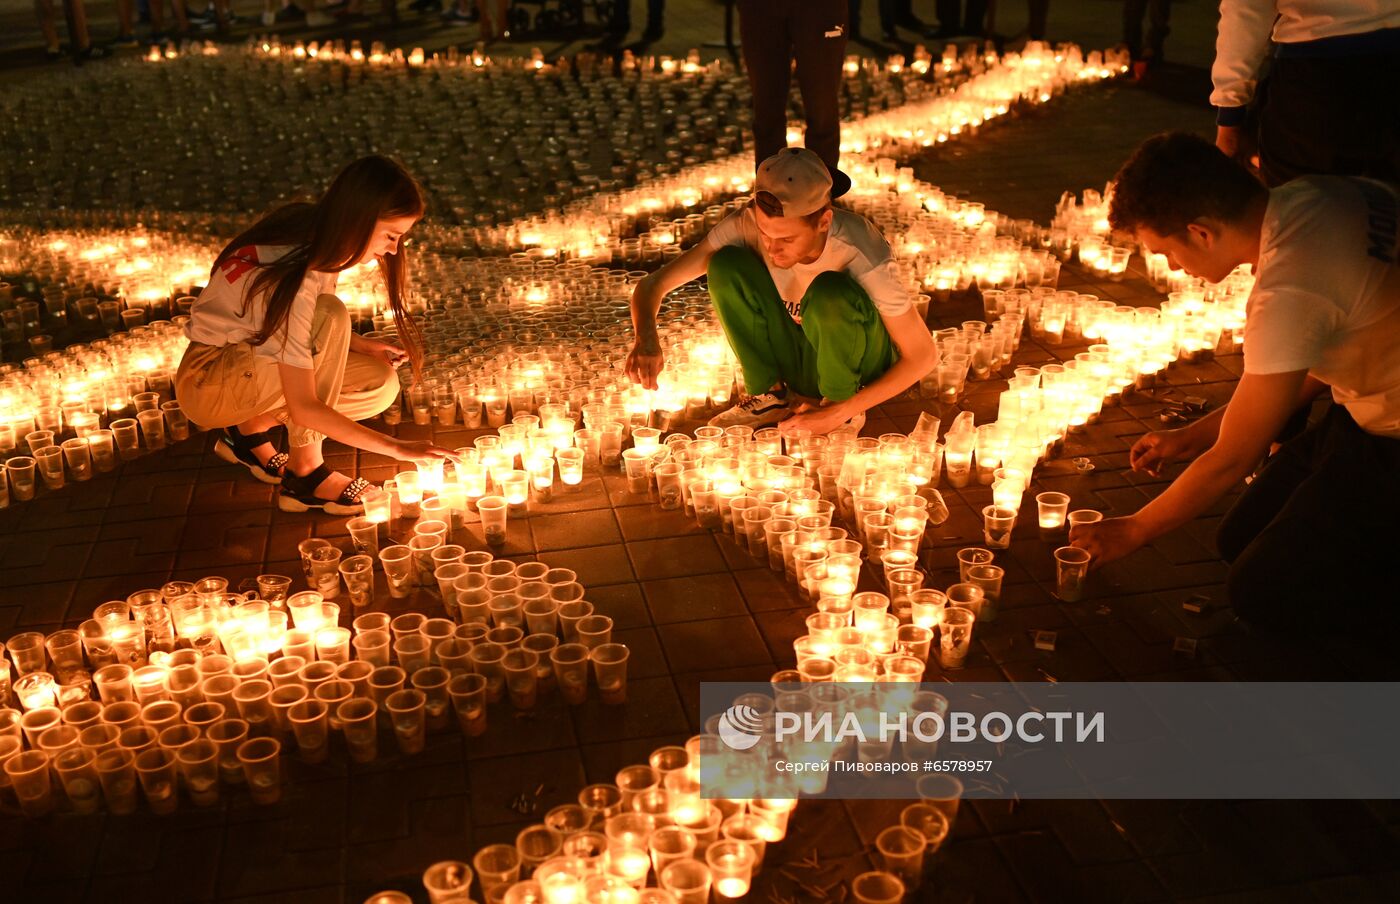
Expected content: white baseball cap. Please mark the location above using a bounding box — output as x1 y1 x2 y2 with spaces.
754 148 852 217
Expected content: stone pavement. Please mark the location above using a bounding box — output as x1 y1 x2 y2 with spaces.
5 245 1400 903
4 42 1400 904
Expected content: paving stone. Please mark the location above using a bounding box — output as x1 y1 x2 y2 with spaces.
641 572 747 623
657 616 773 673
581 581 652 630
529 508 622 552
568 675 690 745
626 535 729 580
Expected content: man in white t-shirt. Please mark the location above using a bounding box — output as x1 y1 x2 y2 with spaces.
1072 132 1400 632
624 148 937 435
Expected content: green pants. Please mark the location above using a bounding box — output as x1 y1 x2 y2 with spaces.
707 245 895 401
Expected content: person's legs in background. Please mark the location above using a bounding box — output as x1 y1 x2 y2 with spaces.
791 0 848 174
1145 0 1171 61
115 0 137 42
641 0 663 41
35 0 62 57
738 0 797 169
962 0 985 35
1026 0 1048 41
876 0 897 39
934 0 959 35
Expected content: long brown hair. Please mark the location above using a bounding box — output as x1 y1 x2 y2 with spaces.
211 155 426 374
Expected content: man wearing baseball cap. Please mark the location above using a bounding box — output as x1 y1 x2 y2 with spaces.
625 147 936 435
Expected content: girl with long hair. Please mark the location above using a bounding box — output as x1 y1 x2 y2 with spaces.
175 155 455 514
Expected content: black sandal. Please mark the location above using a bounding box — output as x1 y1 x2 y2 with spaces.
214 425 289 484
278 464 372 515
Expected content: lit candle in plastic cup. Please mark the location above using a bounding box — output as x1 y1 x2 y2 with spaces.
1036 491 1071 539
706 839 757 898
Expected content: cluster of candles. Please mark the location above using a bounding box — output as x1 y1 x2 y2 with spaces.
0 536 633 819
0 247 401 503
372 678 965 904
485 41 1124 260
5 41 762 225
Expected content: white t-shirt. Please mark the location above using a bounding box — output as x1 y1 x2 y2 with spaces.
1244 176 1400 437
185 245 337 370
705 207 911 325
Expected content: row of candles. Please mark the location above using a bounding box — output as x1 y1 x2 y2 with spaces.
377 693 958 904
0 425 962 902
9 36 798 225
491 42 1127 259
0 536 635 820
0 233 1245 508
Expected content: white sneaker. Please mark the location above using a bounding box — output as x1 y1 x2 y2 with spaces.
708 391 790 428
304 9 334 25
261 9 276 24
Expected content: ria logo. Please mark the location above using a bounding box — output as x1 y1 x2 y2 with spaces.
717 704 766 750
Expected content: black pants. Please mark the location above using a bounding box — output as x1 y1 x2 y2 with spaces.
1122 0 1170 61
1256 50 1400 187
1217 406 1400 633
738 0 848 175
935 0 985 35
1027 0 1048 41
610 0 664 34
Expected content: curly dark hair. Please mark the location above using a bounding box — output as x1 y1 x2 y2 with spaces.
1108 132 1265 236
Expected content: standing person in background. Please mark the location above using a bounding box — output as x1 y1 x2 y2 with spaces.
1123 0 1171 78
34 0 107 61
476 0 509 41
601 0 664 47
1212 0 1400 186
147 0 189 41
849 0 941 42
1027 0 1049 41
934 0 985 38
738 0 848 179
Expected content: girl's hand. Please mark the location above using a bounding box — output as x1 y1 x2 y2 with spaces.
393 439 458 465
357 336 409 369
